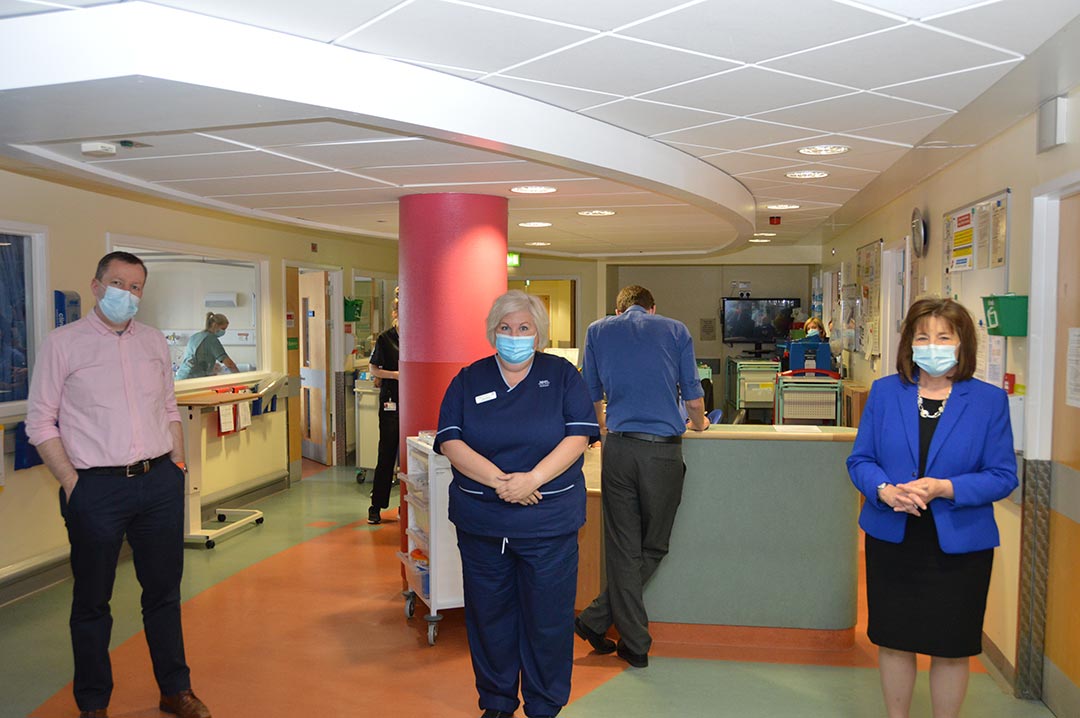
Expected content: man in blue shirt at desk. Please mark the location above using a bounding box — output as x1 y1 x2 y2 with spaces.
574 285 709 668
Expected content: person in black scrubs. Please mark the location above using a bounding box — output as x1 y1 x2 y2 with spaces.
434 290 598 718
848 298 1018 718
367 295 399 525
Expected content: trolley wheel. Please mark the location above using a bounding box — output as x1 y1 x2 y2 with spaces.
255 516 265 525
217 513 227 522
428 622 438 646
356 470 367 484
404 592 416 619
205 539 215 549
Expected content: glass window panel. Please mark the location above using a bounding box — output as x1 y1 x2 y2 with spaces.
114 245 261 382
0 233 31 404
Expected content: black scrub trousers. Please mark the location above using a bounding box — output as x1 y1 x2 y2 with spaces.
59 457 191 711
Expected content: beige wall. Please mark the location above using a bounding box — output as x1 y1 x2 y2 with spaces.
0 169 396 570
821 84 1080 672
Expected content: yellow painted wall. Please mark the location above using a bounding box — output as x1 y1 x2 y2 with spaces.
0 169 396 570
508 279 574 347
822 84 1080 671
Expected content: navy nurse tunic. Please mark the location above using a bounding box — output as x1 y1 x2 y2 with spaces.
434 351 597 718
435 351 598 538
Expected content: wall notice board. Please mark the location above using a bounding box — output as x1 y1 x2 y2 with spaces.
942 189 1010 386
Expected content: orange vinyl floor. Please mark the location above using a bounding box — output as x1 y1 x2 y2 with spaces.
1 465 1053 718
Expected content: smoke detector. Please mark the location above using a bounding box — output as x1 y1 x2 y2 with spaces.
80 142 117 158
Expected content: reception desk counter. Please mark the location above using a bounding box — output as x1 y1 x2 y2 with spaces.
578 425 860 649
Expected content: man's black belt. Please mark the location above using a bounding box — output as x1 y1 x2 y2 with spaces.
85 454 171 477
608 431 681 445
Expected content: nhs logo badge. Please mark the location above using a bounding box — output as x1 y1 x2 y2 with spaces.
538 380 550 388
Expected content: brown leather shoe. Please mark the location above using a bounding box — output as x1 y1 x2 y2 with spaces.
159 689 212 718
79 710 108 718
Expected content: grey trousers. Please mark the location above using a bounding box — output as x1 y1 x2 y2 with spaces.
577 433 685 655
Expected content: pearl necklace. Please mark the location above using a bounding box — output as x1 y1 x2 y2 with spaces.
917 388 950 419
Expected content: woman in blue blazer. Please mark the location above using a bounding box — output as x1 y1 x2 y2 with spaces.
848 298 1017 718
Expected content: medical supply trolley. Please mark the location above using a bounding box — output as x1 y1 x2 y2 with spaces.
724 357 780 423
353 377 380 483
398 436 464 645
774 369 843 425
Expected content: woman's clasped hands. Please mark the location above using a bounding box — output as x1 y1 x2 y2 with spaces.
495 471 543 506
880 477 953 516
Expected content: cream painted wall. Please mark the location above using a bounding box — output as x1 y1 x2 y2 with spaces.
510 254 598 349
821 84 1080 672
0 169 397 571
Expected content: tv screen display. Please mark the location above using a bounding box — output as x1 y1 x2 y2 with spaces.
722 298 801 344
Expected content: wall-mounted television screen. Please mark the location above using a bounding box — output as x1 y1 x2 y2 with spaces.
722 298 801 344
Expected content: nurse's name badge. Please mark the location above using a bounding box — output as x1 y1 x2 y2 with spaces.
475 391 497 404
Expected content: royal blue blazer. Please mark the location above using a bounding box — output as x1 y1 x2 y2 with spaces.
847 374 1018 554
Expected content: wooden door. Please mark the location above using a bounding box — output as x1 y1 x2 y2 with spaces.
298 270 334 464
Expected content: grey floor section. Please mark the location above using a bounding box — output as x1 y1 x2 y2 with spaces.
563 657 1055 718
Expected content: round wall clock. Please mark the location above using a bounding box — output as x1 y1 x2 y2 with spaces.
911 208 927 258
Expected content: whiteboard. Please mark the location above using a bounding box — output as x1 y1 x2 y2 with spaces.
942 190 1009 385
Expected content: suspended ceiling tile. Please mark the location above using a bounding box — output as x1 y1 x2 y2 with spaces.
754 134 910 168
509 193 673 209
618 0 900 64
209 121 409 147
852 1 975 19
754 92 948 135
336 0 593 73
369 161 581 186
216 188 390 210
481 75 619 112
581 99 734 137
762 184 862 205
0 0 104 17
165 171 386 196
876 63 1017 111
282 138 517 169
643 66 851 117
703 151 810 175
507 35 739 97
36 132 239 162
661 118 823 153
925 0 1080 55
463 0 683 32
87 150 317 182
844 112 954 146
150 0 400 42
739 163 875 187
762 24 1017 91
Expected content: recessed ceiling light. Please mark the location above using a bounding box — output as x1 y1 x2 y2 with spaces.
785 170 829 179
577 210 616 217
753 232 776 237
798 144 850 156
748 238 772 243
511 185 557 194
524 241 551 247
518 221 552 228
766 203 800 210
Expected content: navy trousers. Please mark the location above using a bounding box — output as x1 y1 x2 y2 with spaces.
370 407 399 510
457 529 578 718
59 459 190 711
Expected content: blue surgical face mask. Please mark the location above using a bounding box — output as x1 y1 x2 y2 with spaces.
912 344 958 377
214 329 226 338
97 285 139 324
806 328 820 338
495 334 535 365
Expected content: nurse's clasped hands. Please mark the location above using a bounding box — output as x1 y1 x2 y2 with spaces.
495 471 544 505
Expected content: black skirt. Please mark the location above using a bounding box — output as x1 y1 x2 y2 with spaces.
865 511 993 657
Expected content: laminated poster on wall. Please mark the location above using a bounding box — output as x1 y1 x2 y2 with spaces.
1068 328 1080 409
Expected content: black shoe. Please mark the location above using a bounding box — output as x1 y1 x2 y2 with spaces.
367 506 382 524
480 710 514 718
616 640 648 668
574 616 616 654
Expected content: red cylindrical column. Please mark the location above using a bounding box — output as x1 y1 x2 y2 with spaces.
398 193 508 468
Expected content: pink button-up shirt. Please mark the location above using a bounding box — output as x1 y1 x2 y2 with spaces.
26 310 181 469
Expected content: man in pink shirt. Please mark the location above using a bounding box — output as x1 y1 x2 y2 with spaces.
27 252 212 718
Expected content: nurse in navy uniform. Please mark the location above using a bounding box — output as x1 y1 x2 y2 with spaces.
435 290 599 718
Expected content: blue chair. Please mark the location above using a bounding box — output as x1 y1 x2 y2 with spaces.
707 409 724 424
789 341 832 372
